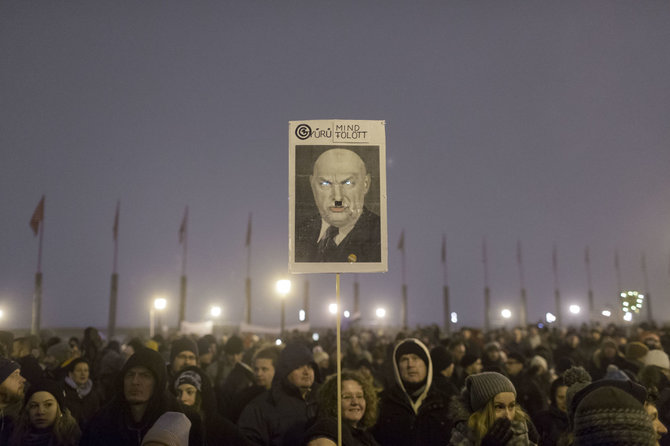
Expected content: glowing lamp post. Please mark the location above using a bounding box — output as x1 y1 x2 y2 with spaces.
210 305 222 318
276 279 291 339
150 296 167 338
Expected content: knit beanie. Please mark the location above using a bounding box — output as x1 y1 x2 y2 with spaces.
564 366 592 427
0 357 19 385
170 337 199 363
530 355 548 372
644 349 670 370
394 338 429 367
141 411 191 446
430 346 453 373
174 369 202 392
464 372 516 412
573 386 655 445
625 342 649 362
25 379 66 410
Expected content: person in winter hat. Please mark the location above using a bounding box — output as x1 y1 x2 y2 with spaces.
141 411 191 446
572 385 656 445
448 371 539 445
372 338 452 446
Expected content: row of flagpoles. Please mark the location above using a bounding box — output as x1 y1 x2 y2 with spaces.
27 195 659 335
396 230 658 333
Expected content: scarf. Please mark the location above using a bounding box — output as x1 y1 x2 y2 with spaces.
65 376 93 398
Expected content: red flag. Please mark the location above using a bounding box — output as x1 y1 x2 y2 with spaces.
397 230 405 251
441 234 446 264
245 213 252 247
113 201 120 241
30 196 45 236
179 206 188 244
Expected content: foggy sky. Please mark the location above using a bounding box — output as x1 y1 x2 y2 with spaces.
1 1 669 334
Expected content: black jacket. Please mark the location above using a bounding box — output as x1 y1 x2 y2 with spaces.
80 348 204 446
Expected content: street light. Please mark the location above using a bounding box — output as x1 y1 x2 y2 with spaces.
276 279 291 338
328 303 338 315
501 309 512 319
569 304 581 315
210 305 222 318
546 312 557 324
150 296 167 338
375 307 386 319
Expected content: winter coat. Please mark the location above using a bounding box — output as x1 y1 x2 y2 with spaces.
238 342 320 446
371 338 452 446
62 378 105 430
80 348 204 446
532 405 568 446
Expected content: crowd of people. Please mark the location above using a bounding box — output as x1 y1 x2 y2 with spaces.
0 321 669 445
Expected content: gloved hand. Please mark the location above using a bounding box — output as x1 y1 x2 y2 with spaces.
481 418 513 446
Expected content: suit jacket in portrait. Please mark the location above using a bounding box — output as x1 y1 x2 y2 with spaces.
295 207 381 263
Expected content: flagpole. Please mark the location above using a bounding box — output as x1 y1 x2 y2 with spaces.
245 213 252 324
641 252 653 324
482 237 491 332
585 246 594 324
517 240 528 327
552 244 561 328
108 201 120 339
442 234 450 335
31 196 45 335
178 206 188 330
398 231 408 330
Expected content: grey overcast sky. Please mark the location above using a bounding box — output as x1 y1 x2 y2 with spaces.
1 1 669 334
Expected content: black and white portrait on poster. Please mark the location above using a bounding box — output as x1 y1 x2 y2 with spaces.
289 120 388 274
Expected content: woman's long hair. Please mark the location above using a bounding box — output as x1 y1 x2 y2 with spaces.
10 401 81 446
467 394 529 446
317 369 379 429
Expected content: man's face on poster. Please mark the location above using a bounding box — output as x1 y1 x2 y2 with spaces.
310 148 370 228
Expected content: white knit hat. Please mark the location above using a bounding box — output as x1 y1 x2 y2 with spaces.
141 412 191 446
643 349 670 370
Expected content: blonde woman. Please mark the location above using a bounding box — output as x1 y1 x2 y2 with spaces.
448 372 538 446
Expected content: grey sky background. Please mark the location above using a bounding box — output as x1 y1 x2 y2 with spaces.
1 1 669 333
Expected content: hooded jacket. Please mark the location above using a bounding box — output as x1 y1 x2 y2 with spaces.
372 338 452 446
80 348 204 446
238 342 320 446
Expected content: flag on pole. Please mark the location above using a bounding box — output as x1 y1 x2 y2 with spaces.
441 234 446 264
113 201 120 241
397 230 405 251
245 213 252 247
179 206 188 244
30 196 45 236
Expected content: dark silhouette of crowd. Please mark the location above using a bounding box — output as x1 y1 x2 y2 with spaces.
1 320 669 445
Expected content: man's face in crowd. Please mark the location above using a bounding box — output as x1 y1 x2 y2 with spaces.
172 350 197 373
450 344 466 362
310 149 370 229
505 358 524 377
555 385 568 412
254 358 275 390
645 401 668 445
0 369 26 404
287 364 315 392
398 353 427 384
124 366 155 405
